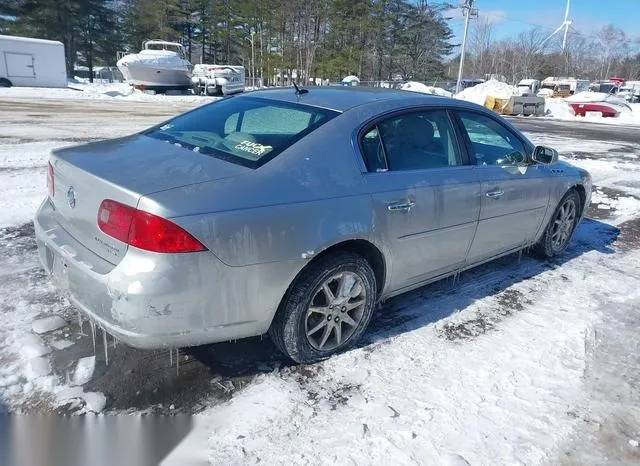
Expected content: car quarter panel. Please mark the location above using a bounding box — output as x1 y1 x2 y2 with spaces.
34 199 298 347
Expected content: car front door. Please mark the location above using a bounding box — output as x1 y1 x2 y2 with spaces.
454 110 550 264
360 109 481 292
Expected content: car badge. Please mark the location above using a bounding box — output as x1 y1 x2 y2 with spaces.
67 186 76 209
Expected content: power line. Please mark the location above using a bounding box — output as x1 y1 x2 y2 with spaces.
469 11 601 41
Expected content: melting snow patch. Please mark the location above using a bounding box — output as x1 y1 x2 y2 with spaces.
55 386 107 413
83 392 107 413
51 339 75 350
26 357 51 378
72 356 96 385
441 453 471 466
19 334 52 358
32 315 67 334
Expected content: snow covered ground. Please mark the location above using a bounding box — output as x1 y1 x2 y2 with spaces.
0 81 219 104
1 94 639 464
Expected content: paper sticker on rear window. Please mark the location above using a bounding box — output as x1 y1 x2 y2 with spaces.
234 140 273 157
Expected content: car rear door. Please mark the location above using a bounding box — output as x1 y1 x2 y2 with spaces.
359 109 481 292
453 110 550 264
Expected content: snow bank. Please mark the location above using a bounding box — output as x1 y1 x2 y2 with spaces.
545 98 575 118
0 82 218 103
401 81 452 97
455 79 518 105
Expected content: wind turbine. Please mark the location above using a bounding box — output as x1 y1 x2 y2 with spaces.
541 0 572 51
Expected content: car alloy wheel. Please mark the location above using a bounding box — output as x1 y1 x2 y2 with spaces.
551 197 577 251
304 272 367 351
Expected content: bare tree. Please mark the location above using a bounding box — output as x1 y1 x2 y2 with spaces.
597 25 629 79
469 17 493 78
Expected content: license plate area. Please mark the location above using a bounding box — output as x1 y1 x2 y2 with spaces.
50 249 70 290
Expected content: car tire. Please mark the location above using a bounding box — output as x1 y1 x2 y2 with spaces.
0 78 11 87
269 252 377 364
534 189 581 258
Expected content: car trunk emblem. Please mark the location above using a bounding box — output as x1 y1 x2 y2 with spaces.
67 186 76 209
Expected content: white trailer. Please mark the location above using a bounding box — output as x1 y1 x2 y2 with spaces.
0 34 67 88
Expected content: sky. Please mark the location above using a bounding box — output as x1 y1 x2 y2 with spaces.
446 0 640 44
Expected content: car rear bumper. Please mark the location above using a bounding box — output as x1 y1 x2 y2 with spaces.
34 199 291 349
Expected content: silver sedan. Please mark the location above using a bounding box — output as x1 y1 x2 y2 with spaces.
34 88 591 363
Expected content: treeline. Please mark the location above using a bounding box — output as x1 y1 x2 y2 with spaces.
0 0 455 84
458 19 640 83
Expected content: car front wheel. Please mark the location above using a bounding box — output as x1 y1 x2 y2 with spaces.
270 252 377 363
535 189 581 258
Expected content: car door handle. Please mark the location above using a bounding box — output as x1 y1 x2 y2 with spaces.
485 190 504 199
387 200 416 212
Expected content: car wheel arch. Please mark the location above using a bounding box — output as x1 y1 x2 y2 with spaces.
276 238 387 312
571 184 587 217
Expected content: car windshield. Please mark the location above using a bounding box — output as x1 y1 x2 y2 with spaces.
144 97 339 168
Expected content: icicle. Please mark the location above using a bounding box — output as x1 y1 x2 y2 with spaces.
112 335 117 349
90 321 96 355
102 328 109 366
175 349 180 376
77 311 84 334
170 349 173 367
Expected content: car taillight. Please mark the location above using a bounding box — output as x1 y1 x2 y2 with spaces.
98 200 135 243
47 162 55 197
97 200 207 253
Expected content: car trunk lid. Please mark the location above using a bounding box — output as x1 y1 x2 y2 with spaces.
49 134 249 264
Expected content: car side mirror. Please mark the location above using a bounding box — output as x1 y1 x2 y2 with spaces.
532 145 558 164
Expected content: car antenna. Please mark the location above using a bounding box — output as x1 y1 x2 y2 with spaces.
293 81 309 95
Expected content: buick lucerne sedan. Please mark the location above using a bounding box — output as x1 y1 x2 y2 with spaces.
35 88 591 363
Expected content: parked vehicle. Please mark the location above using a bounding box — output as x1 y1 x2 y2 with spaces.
589 81 620 95
618 81 640 103
516 79 540 96
0 34 67 88
191 64 245 96
541 78 572 97
35 88 591 363
116 40 193 92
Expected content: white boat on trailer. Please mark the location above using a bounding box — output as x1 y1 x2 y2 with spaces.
116 40 193 92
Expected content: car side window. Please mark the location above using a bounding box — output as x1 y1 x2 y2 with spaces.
457 112 526 166
360 126 388 172
373 110 463 171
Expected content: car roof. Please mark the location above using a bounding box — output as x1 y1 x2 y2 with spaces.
239 87 453 112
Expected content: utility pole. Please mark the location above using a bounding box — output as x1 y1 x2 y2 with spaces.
246 31 256 86
455 0 475 94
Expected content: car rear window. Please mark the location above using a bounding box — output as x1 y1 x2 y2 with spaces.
144 96 339 168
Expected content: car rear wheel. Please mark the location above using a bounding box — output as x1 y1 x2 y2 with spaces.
0 78 11 87
534 189 581 258
269 252 377 363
